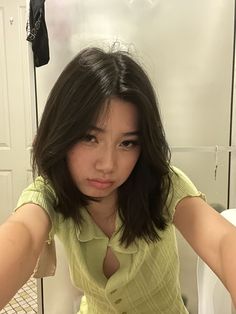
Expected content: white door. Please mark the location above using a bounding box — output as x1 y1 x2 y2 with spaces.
0 0 36 222
0 0 39 312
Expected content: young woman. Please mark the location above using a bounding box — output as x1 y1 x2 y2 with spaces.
0 47 236 313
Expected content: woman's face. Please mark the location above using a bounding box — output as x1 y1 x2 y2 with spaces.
67 98 141 202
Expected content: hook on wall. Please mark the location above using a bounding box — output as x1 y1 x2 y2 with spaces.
214 145 219 180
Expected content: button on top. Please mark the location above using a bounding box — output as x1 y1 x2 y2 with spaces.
110 289 117 294
114 298 122 304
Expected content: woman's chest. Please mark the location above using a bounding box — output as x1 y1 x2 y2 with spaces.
59 215 177 295
103 246 120 278
88 216 120 278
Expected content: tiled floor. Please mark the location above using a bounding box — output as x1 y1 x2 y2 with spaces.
0 278 37 314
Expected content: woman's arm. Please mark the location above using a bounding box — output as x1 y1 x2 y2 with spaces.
173 197 236 307
0 203 51 310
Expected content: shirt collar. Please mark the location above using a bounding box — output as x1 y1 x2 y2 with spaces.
76 207 138 254
76 207 106 242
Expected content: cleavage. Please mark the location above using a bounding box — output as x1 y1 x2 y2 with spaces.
103 246 120 279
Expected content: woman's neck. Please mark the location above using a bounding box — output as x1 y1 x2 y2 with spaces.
86 192 117 221
86 194 118 238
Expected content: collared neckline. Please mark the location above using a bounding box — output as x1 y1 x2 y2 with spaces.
76 207 138 254
76 207 107 242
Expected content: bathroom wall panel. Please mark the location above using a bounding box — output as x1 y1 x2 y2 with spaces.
36 0 234 149
171 151 229 207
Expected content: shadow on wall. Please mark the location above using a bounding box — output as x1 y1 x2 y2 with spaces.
210 203 226 213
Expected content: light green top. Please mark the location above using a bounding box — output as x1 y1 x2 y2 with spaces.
16 167 205 314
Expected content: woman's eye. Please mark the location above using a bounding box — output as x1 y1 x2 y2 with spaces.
82 134 97 143
121 140 139 149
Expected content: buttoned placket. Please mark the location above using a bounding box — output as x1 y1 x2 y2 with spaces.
103 233 140 313
75 207 143 313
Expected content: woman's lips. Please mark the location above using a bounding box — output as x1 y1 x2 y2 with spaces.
87 179 114 189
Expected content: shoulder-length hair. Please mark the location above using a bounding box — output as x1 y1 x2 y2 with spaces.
32 47 172 246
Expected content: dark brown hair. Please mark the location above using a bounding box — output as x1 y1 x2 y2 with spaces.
32 47 172 246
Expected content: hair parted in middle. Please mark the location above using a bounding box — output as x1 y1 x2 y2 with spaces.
32 46 173 246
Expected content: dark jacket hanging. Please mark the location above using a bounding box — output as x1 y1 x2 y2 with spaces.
26 0 50 67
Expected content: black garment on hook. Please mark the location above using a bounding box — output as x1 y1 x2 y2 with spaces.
26 0 50 67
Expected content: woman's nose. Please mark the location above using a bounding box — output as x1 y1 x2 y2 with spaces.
95 146 116 173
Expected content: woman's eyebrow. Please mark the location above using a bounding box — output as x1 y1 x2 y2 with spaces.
88 126 105 133
122 131 140 137
89 126 139 136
